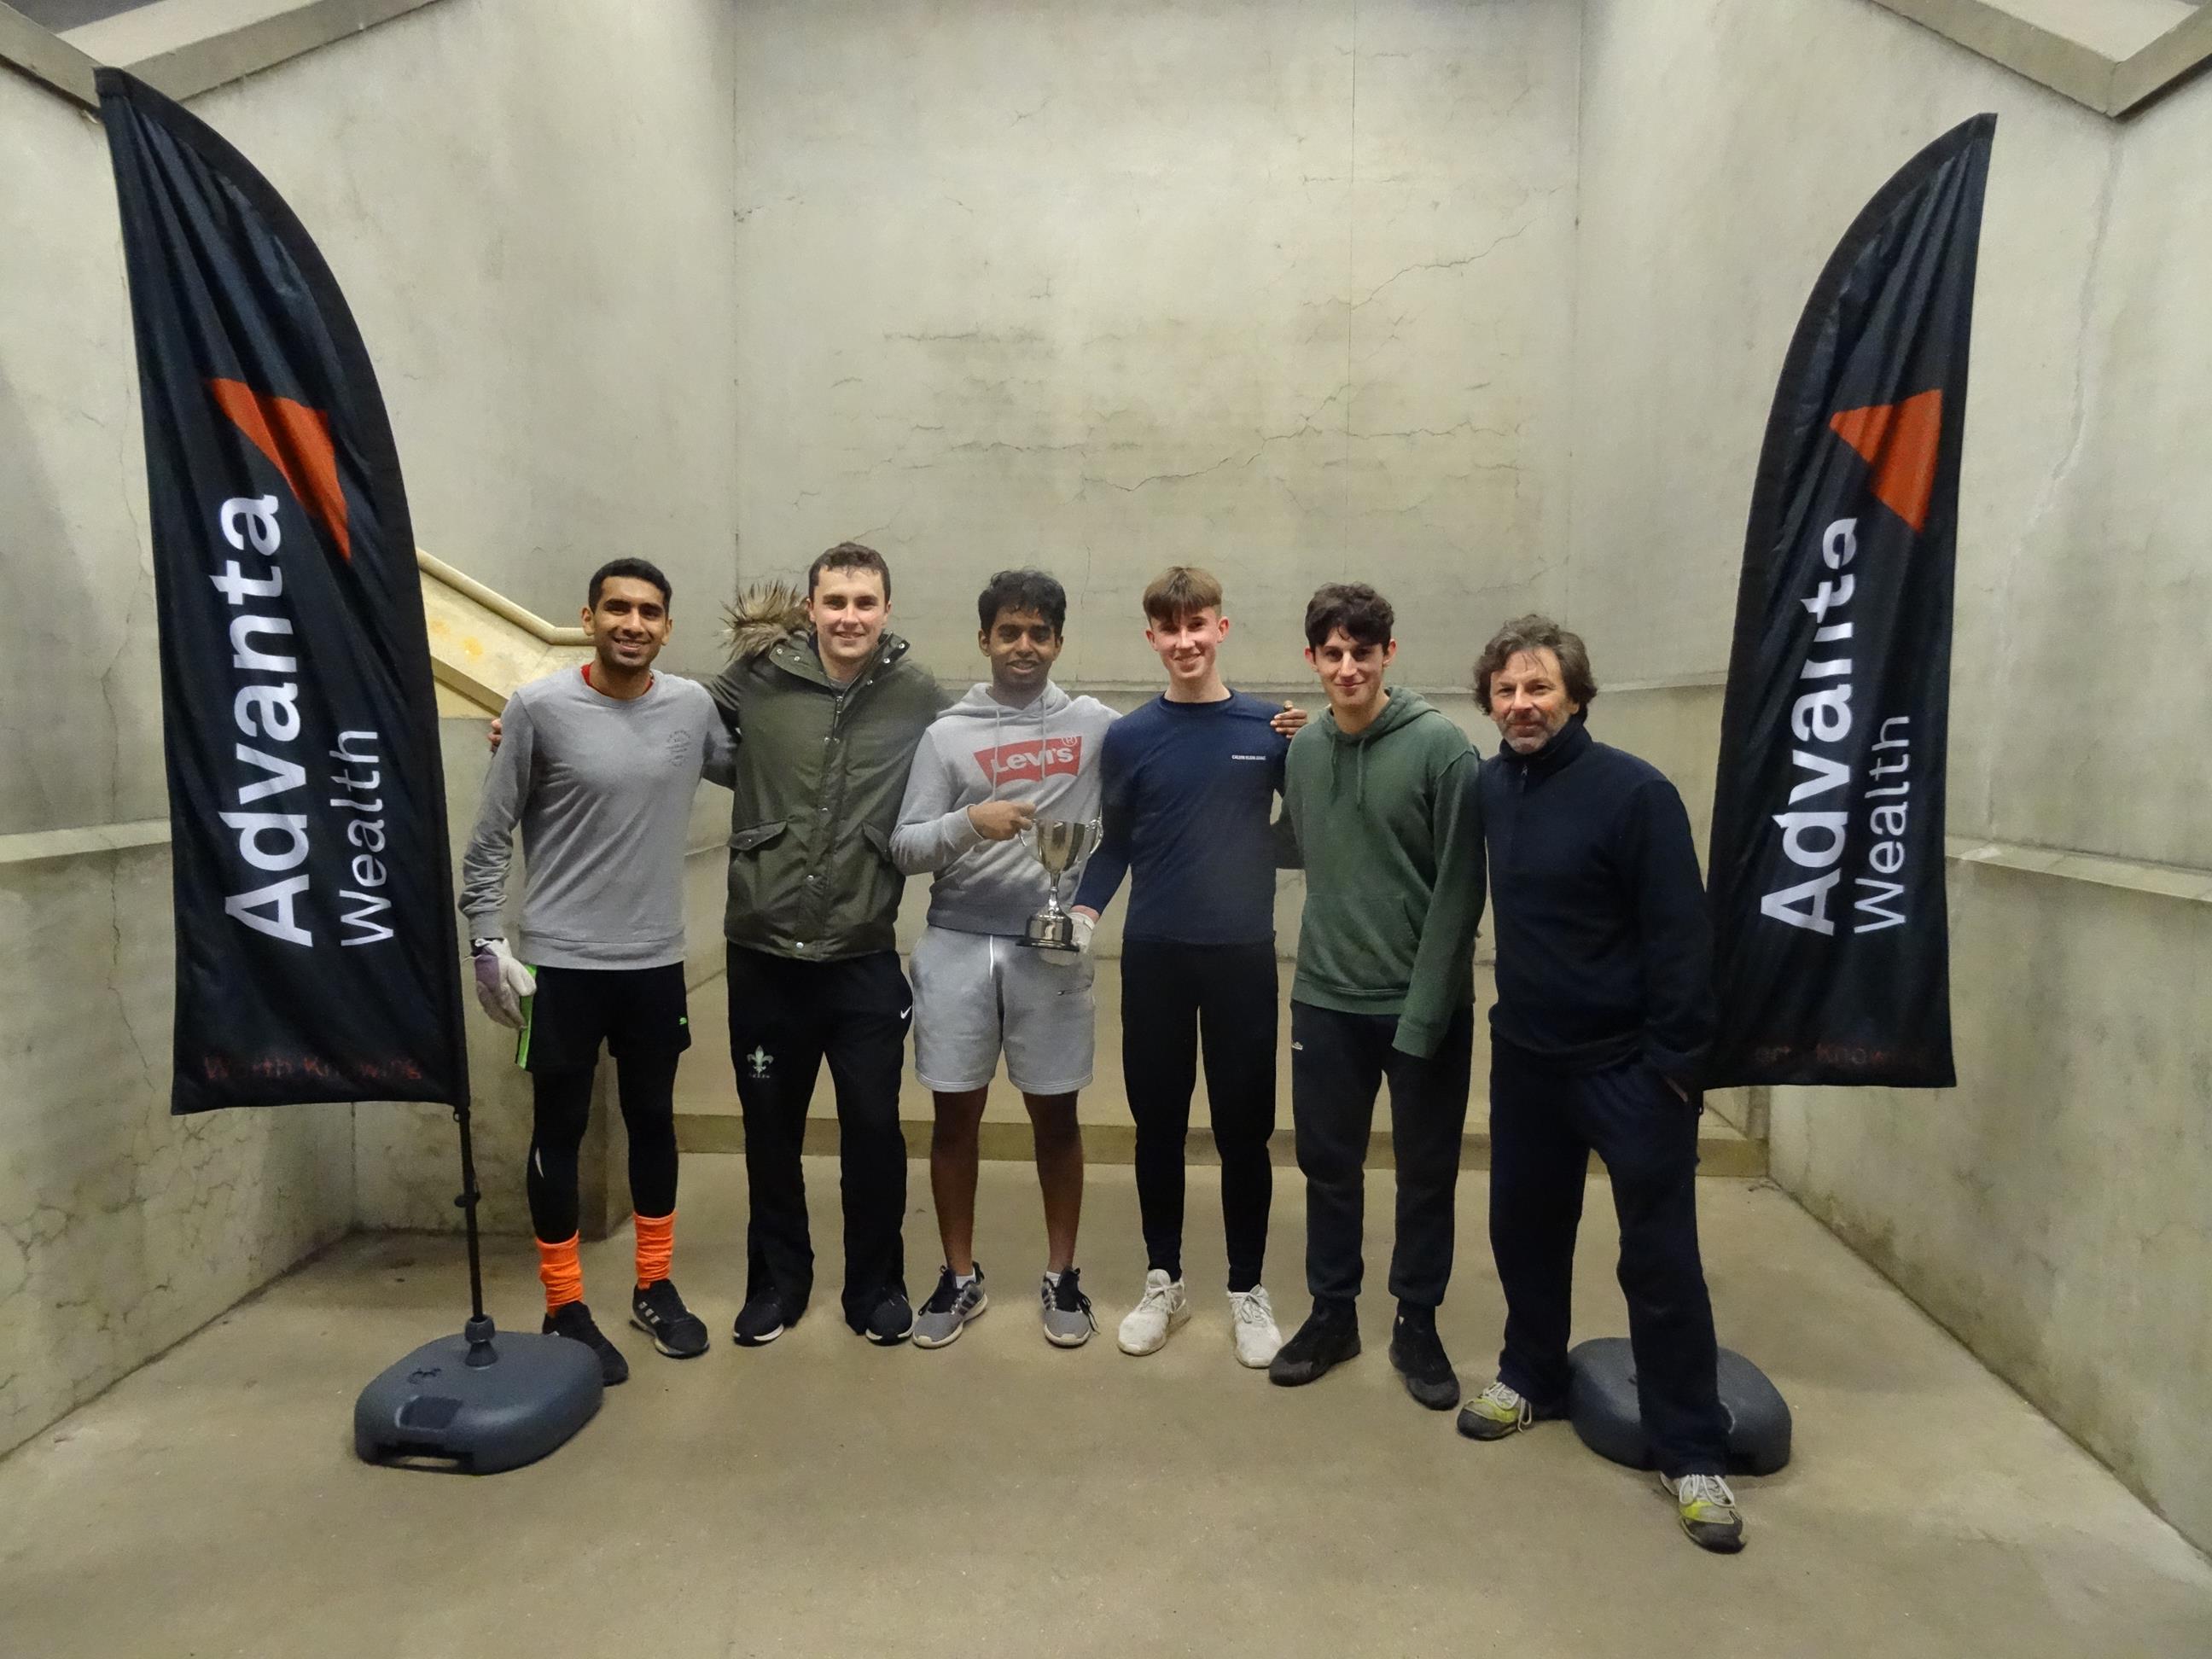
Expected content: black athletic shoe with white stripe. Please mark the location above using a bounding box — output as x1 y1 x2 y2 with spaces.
544 1301 629 1385
631 1278 709 1359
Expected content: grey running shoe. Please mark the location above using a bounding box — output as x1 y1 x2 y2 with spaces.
912 1265 989 1349
1662 1471 1747 1554
1458 1379 1535 1441
1039 1267 1096 1348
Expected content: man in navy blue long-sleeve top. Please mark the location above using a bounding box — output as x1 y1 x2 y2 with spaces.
1455 614 1745 1557
1072 566 1304 1369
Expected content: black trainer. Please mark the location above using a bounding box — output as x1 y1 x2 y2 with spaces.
1388 1303 1461 1410
1267 1300 1361 1387
733 1287 800 1348
544 1301 629 1385
859 1288 916 1346
630 1278 710 1359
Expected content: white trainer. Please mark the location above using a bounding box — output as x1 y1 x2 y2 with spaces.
1230 1284 1283 1368
1116 1268 1190 1355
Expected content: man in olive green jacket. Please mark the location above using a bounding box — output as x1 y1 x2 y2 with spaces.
706 542 949 1346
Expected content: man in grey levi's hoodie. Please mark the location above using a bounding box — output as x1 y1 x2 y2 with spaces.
890 569 1119 1350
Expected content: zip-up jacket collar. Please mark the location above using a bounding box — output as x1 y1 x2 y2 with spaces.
766 629 911 694
1496 710 1592 782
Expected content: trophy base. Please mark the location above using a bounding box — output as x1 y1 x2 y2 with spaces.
1020 913 1078 952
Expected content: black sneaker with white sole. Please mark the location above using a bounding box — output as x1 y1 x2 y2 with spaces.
544 1301 629 1385
631 1278 710 1359
733 1287 800 1348
859 1288 916 1346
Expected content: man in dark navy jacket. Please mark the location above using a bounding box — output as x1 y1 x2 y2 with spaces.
1456 614 1745 1556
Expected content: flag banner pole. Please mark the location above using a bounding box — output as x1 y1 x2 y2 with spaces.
1705 115 1996 1090
97 68 596 1469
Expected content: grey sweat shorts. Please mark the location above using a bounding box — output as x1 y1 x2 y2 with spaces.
909 923 1097 1095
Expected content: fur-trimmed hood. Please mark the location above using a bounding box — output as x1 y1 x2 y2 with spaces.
723 579 807 662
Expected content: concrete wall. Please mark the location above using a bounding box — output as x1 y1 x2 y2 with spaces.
0 841 355 1456
728 0 1581 690
1571 0 2212 1549
0 0 740 1455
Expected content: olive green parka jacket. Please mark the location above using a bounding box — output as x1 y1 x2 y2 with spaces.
704 584 950 961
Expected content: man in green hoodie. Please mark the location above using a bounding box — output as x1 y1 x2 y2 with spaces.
1268 583 1485 1411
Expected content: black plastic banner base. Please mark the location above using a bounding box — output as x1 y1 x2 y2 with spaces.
355 1320 601 1476
1567 1336 1792 1476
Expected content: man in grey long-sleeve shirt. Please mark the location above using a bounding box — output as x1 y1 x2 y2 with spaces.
458 557 732 1384
888 569 1117 1350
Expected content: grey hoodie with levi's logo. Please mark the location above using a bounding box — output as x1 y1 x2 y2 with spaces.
889 679 1120 937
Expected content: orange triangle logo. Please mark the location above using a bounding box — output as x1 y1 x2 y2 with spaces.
207 379 351 560
1828 389 1942 534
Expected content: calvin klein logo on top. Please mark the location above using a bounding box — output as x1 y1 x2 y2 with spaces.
974 736 1084 783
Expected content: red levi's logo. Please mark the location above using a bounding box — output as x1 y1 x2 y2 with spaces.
975 736 1084 783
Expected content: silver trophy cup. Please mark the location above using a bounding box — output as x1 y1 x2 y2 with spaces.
1018 817 1101 951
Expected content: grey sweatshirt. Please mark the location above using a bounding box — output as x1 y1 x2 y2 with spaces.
459 667 734 969
890 679 1119 937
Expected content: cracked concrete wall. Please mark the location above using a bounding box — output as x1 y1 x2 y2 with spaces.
728 0 1581 689
0 0 740 1456
1572 0 2212 1550
0 844 355 1459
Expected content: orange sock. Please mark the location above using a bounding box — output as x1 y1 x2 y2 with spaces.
635 1210 675 1289
537 1233 583 1314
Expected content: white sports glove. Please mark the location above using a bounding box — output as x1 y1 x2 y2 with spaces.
471 937 535 1028
1041 911 1096 969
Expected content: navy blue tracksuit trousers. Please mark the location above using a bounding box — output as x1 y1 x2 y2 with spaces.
1488 1037 1729 1477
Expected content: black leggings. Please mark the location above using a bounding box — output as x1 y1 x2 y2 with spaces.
1121 940 1279 1292
526 1052 681 1243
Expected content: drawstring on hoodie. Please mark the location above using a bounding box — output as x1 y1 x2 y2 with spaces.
990 699 1004 805
980 690 1050 813
1327 697 1434 808
1331 739 1370 807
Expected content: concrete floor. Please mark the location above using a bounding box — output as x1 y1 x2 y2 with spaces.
2 1161 2208 1657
